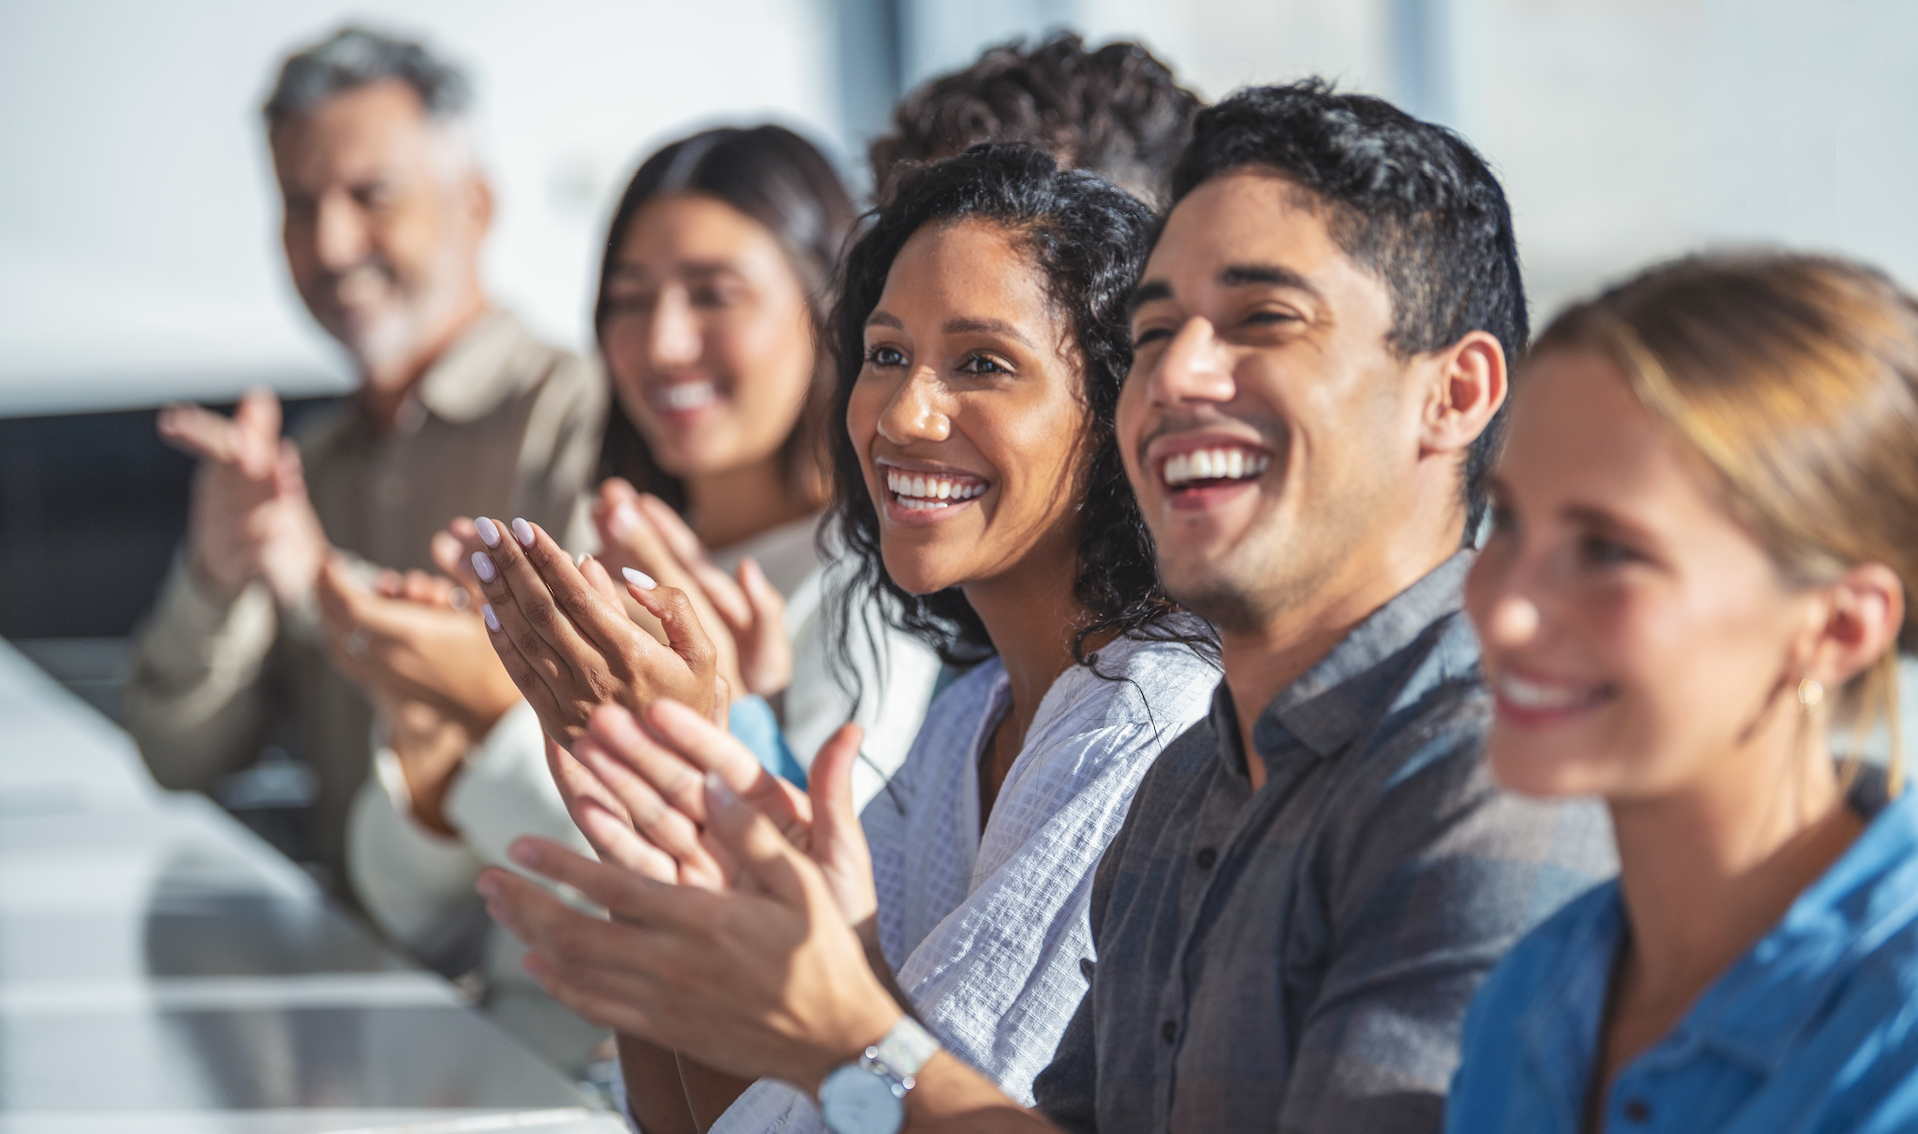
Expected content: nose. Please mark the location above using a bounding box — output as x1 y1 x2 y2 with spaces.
1485 594 1542 647
313 192 370 272
648 287 702 370
1147 316 1237 406
877 367 951 445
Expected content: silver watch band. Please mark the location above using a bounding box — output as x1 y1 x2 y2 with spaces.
865 1016 940 1083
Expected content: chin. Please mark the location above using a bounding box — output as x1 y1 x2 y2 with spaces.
1484 733 1610 799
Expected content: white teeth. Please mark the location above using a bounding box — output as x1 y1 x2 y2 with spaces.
884 468 987 507
1160 446 1271 487
656 381 718 411
1499 674 1594 710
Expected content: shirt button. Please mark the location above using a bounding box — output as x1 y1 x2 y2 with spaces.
1195 847 1218 869
1623 1098 1651 1123
1161 1019 1178 1043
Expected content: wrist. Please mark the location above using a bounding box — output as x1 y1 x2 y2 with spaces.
816 1015 944 1134
796 1001 906 1099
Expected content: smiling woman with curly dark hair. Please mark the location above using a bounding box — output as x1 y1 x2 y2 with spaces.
652 143 1224 1133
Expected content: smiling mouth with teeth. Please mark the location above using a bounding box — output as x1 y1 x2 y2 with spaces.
1495 672 1610 717
651 380 720 413
885 469 988 511
1160 445 1271 488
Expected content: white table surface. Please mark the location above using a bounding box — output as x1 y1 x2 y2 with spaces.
0 638 625 1134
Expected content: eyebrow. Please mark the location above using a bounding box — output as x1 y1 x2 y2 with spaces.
1127 280 1173 316
865 311 904 330
1561 503 1660 546
608 260 741 280
942 316 1033 347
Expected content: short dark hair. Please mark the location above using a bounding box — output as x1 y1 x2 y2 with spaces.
263 26 470 125
594 126 857 514
869 33 1201 207
827 145 1214 687
1170 79 1527 536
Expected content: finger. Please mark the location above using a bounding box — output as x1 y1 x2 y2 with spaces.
643 699 811 836
547 733 634 828
575 800 680 882
519 952 667 1038
712 675 730 730
501 517 650 671
273 439 307 500
573 736 728 889
469 517 594 693
578 554 622 604
701 775 815 906
157 404 243 465
738 557 788 629
476 596 571 739
504 837 716 932
636 495 752 629
588 704 712 822
232 388 284 479
808 723 866 860
479 867 667 987
621 577 719 681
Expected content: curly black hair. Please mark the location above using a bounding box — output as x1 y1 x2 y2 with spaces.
826 145 1216 695
869 32 1201 208
1170 79 1527 538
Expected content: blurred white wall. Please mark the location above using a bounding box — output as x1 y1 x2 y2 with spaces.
0 0 840 415
4 0 1916 416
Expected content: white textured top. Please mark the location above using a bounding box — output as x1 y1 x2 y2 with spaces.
706 624 1219 1133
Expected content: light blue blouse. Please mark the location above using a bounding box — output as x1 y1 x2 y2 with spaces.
1447 778 1918 1134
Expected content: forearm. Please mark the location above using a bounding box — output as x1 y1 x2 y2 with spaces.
905 1054 1061 1134
619 1035 698 1134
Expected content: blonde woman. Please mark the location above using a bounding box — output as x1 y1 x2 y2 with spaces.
1449 253 1918 1133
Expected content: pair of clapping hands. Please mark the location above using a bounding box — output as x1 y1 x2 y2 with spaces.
446 479 792 751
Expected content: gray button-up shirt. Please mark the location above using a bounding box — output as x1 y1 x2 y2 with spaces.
1032 553 1616 1133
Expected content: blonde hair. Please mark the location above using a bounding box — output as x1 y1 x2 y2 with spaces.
1531 252 1918 793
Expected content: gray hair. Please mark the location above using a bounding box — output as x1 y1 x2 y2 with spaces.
263 26 471 126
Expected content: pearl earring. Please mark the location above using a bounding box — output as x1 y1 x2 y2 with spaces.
1798 677 1825 708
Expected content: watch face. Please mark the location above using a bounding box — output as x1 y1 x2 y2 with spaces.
820 1064 905 1134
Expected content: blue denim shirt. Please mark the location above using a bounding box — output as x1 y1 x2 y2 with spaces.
1448 775 1918 1134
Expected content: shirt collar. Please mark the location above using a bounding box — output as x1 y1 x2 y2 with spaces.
410 308 542 425
1681 777 1918 1074
1247 550 1480 763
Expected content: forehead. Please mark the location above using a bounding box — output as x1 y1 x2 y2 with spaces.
617 193 781 264
1503 349 1714 509
1144 170 1354 287
876 218 1055 326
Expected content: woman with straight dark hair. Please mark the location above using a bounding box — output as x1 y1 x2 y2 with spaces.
1449 253 1918 1132
462 146 1220 1134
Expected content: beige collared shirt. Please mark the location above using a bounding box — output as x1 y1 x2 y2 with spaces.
122 309 605 887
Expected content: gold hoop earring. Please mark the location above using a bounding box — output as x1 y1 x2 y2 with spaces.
1798 677 1825 708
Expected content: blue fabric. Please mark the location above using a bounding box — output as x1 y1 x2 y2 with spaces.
728 695 806 790
1448 778 1918 1134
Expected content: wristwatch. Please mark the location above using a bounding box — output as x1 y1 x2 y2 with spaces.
818 1016 942 1134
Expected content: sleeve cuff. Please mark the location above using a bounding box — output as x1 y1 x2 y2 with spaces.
444 701 592 869
347 747 486 947
136 550 277 677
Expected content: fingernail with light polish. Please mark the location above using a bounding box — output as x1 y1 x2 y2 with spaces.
472 551 496 583
622 567 655 590
475 516 500 547
705 771 739 809
575 552 589 567
611 502 640 535
482 604 501 632
511 518 535 547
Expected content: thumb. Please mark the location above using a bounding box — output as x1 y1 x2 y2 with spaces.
737 557 787 631
807 723 864 861
703 772 812 906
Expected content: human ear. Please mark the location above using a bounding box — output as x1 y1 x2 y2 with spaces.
1806 562 1905 690
468 175 495 240
1419 330 1508 458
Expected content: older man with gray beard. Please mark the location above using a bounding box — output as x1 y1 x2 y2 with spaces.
123 26 604 902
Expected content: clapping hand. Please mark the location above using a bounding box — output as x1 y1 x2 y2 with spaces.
595 479 793 697
457 514 729 749
159 387 328 608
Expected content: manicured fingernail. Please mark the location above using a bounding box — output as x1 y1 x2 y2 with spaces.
622 567 655 590
509 839 539 867
575 552 589 567
511 518 535 547
482 604 500 632
705 771 739 810
449 586 470 611
475 874 499 899
472 551 496 583
611 502 640 535
475 516 500 547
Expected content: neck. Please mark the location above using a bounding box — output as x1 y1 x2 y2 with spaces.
961 537 1097 774
685 456 816 552
1610 716 1860 1013
1222 520 1463 789
355 291 489 434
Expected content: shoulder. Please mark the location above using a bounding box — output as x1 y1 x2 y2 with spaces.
1472 881 1617 1023
1030 628 1220 740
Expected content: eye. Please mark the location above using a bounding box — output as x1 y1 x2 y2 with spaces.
689 282 745 309
604 289 655 316
957 353 1010 376
865 344 907 369
1132 326 1173 349
1243 308 1301 330
1579 534 1643 568
1486 502 1518 538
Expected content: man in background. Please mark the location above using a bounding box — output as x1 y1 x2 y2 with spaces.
123 26 604 893
869 32 1201 207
